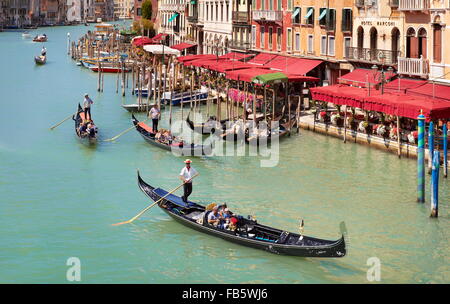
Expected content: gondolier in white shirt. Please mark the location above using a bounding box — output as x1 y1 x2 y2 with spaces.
179 159 198 203
83 93 94 121
149 104 160 132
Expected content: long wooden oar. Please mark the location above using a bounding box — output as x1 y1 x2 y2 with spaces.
112 173 199 226
104 117 149 142
50 111 78 130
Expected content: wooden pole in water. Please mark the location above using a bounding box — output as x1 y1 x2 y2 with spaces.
97 62 101 92
226 82 230 120
116 60 119 94
428 121 435 174
147 66 151 111
131 62 135 95
397 116 401 158
181 64 185 120
272 87 275 122
121 60 126 97
417 112 426 203
430 150 440 217
443 122 448 178
343 105 347 143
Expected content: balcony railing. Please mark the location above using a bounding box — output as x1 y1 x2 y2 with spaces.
229 40 252 51
187 14 198 23
159 4 185 11
252 10 283 22
345 47 400 65
398 0 429 10
232 11 249 23
397 57 429 78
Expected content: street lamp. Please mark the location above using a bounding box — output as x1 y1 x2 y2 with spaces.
371 53 393 95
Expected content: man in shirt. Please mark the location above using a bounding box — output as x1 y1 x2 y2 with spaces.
83 93 94 121
149 105 160 132
207 206 220 227
179 159 198 203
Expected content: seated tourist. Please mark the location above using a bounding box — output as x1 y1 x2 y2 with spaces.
79 122 88 136
207 206 220 227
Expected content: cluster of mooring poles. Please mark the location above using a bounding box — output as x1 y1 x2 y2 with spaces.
416 112 448 218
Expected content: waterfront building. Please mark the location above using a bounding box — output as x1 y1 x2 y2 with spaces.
396 0 450 83
201 0 233 55
93 0 115 21
229 0 252 53
158 0 187 45
114 0 133 18
66 1 97 23
133 0 158 21
185 0 201 53
1 0 32 27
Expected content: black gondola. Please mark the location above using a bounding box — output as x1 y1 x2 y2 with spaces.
186 113 228 135
73 103 97 144
34 55 46 65
137 172 347 258
132 114 214 156
245 123 290 146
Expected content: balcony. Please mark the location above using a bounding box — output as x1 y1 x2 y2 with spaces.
232 11 249 23
187 14 198 23
229 40 252 51
252 10 283 23
345 47 400 65
398 0 429 10
159 4 185 11
355 0 365 7
397 57 429 78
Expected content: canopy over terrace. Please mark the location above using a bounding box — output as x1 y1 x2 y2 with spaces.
261 56 322 76
143 44 181 55
177 54 218 63
171 42 196 51
406 82 450 101
203 60 270 73
310 84 450 120
338 68 396 88
132 36 155 47
246 53 278 65
219 52 254 61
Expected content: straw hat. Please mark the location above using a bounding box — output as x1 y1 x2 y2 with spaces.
184 159 192 164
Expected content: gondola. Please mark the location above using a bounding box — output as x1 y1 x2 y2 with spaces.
132 114 214 156
73 104 97 144
185 113 228 135
245 124 290 146
137 172 347 257
34 55 46 65
33 34 47 42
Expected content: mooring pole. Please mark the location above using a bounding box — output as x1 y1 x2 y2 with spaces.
430 150 439 217
428 121 434 174
443 122 448 178
417 112 425 203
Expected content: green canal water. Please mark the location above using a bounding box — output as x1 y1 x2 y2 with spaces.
0 24 448 284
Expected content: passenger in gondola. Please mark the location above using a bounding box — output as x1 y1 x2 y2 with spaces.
79 122 88 136
207 205 220 227
87 123 96 137
41 46 46 56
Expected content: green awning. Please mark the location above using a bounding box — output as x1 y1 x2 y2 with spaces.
252 72 288 85
319 9 327 21
168 13 179 23
292 7 300 19
190 0 196 4
304 8 313 19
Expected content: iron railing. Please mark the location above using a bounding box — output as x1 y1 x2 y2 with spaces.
345 47 400 65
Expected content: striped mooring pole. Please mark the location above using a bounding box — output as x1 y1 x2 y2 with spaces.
428 121 434 174
417 112 425 203
430 150 440 218
443 123 448 178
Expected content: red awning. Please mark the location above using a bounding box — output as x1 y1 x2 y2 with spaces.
186 58 226 68
219 52 253 61
151 33 169 42
338 69 396 87
310 84 450 120
406 82 450 101
384 78 428 93
285 73 320 83
247 53 278 65
225 68 274 82
204 60 269 73
171 42 196 51
262 56 322 75
177 54 217 63
132 37 155 47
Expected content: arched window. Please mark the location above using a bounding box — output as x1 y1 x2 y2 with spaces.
433 23 442 62
406 27 417 58
391 27 400 63
418 28 427 59
369 27 377 50
357 26 364 49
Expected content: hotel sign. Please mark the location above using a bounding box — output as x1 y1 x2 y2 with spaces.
359 19 399 28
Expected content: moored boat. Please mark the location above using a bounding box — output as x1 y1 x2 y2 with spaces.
186 113 228 135
34 55 46 65
89 65 131 73
132 114 214 156
137 172 347 257
161 88 209 106
245 123 290 146
73 104 98 144
22 31 31 38
33 34 47 42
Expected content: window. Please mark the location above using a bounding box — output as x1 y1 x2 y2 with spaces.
308 35 314 53
319 8 327 26
320 36 327 55
292 7 301 24
327 9 336 31
262 0 265 10
269 27 273 50
341 8 352 32
305 7 314 25
269 0 273 10
137 8 142 16
252 0 256 9
295 32 300 51
344 37 351 57
252 25 256 47
287 28 292 52
277 0 282 10
288 0 293 10
260 26 265 48
277 27 282 51
328 36 335 56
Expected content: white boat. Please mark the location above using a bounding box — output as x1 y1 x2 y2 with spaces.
22 31 31 38
161 88 209 106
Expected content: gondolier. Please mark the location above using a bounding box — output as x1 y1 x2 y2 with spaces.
83 93 94 121
179 159 198 203
149 104 160 132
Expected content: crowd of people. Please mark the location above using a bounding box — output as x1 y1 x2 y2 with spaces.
78 120 97 138
206 204 238 231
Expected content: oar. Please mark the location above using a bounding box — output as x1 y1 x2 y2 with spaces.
112 173 199 226
49 111 79 130
104 117 150 142
299 219 304 241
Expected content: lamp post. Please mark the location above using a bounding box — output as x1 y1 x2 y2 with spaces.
371 56 393 95
67 32 70 55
